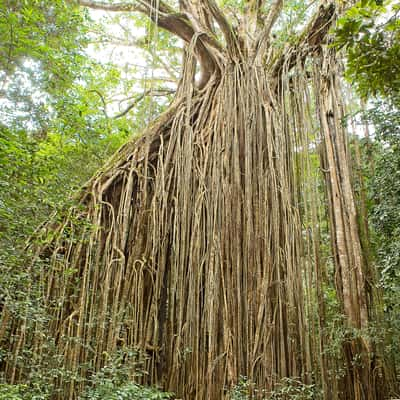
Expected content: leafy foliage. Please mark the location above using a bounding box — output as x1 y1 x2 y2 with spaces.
0 384 31 400
228 377 319 400
361 98 400 366
335 0 400 98
0 2 176 399
336 0 400 379
81 349 173 400
0 1 156 393
268 378 319 400
82 381 173 400
0 0 89 128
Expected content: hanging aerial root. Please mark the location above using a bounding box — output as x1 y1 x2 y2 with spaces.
1 61 311 399
1 30 396 400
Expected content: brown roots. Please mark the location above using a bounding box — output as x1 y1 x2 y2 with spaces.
1 45 397 399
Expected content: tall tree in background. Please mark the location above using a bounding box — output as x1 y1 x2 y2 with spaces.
1 0 398 399
336 0 400 388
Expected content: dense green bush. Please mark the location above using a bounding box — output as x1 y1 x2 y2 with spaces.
80 349 173 400
228 377 319 400
82 382 173 400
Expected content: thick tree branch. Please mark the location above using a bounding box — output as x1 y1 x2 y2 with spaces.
239 0 264 51
90 88 174 119
180 0 215 36
74 0 220 87
203 0 241 57
75 0 143 12
113 88 174 119
254 0 283 60
271 2 336 75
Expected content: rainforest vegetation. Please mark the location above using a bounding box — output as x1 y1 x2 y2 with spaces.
0 0 399 399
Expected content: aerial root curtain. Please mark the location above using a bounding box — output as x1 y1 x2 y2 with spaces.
1 1 396 399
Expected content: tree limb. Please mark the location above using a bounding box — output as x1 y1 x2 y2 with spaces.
271 3 336 75
113 88 175 119
75 0 144 12
240 0 264 50
89 89 108 118
89 88 174 119
180 0 215 36
73 0 221 87
254 0 283 60
202 0 241 57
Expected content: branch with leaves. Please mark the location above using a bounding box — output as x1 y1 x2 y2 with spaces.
90 88 175 119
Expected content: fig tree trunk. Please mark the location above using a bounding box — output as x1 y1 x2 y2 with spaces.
1 1 397 399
